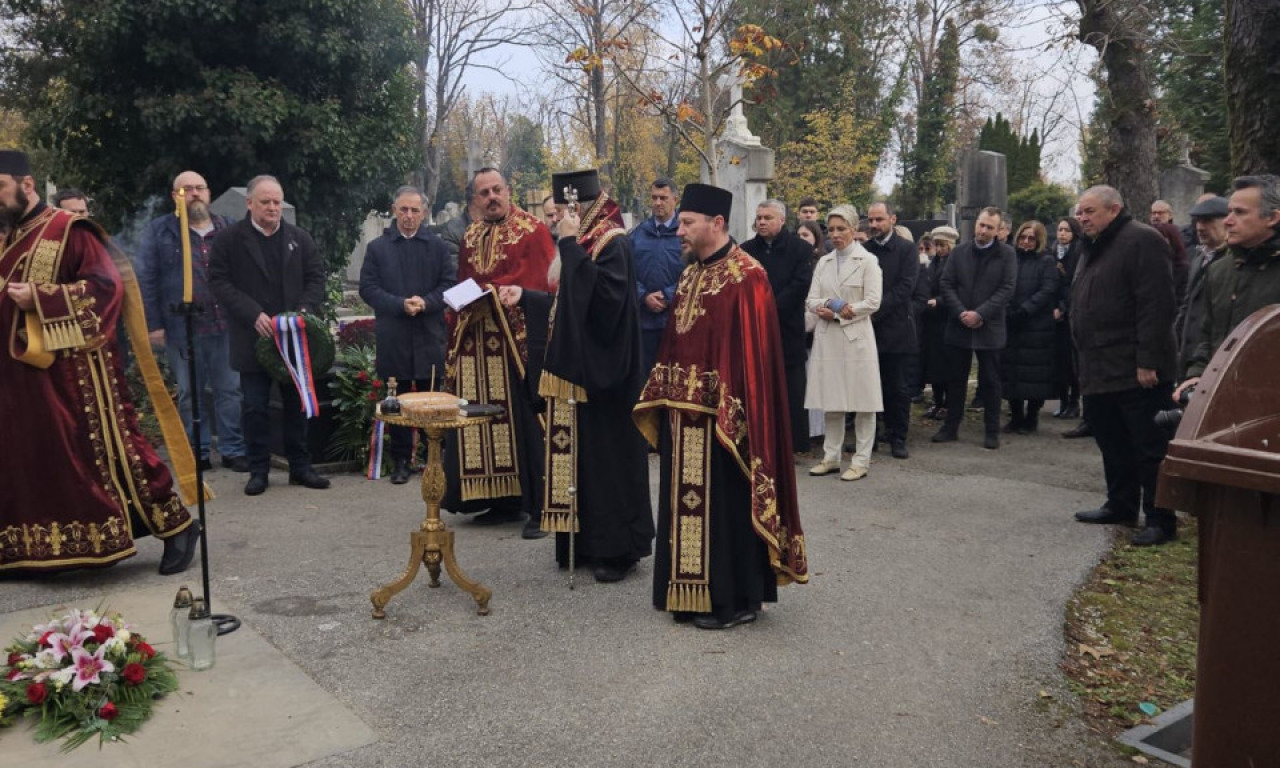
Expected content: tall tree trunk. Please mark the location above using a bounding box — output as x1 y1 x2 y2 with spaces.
1225 0 1280 175
1078 0 1158 215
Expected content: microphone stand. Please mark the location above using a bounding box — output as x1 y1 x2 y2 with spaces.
173 298 241 637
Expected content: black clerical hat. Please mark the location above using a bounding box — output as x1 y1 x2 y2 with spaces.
552 169 601 204
678 183 732 221
0 149 32 177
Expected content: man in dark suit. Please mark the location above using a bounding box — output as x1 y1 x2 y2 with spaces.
863 202 920 458
359 185 457 484
209 175 330 496
933 206 1017 449
740 199 814 454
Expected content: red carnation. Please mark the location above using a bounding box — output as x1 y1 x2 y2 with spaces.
92 623 115 644
135 642 156 660
26 682 48 704
356 371 369 382
98 701 118 721
121 662 147 686
7 651 23 666
372 379 383 390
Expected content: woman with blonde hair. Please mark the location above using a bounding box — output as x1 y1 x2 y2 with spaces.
805 205 883 481
1000 220 1060 434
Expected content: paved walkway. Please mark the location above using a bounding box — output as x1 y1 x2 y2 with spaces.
2 413 1131 767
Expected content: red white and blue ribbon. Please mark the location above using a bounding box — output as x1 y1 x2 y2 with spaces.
272 313 321 419
366 421 386 479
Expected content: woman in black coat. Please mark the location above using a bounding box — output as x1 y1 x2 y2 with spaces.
1001 221 1060 433
920 227 957 419
1050 218 1082 418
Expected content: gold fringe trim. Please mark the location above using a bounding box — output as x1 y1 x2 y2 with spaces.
665 582 712 613
539 510 580 533
537 370 588 402
461 474 521 503
113 245 210 506
41 318 86 352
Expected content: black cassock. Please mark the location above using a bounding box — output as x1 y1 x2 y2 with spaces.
524 232 654 568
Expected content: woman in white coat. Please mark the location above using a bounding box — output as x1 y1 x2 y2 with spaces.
804 205 884 481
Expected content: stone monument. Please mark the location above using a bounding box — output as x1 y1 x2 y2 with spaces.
716 76 774 242
344 211 392 286
1160 143 1211 224
956 150 1007 240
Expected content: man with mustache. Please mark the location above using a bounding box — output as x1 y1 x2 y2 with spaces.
443 168 556 539
635 183 808 630
0 149 201 575
136 171 247 473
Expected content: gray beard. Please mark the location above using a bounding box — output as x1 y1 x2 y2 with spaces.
188 200 211 225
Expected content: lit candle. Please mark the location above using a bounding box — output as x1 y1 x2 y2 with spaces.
177 188 193 304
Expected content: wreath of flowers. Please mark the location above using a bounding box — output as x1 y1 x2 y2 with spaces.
253 312 336 385
0 609 179 751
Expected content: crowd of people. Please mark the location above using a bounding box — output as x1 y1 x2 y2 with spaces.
3 143 1278 627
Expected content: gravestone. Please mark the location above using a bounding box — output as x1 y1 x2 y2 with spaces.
210 187 297 226
716 76 774 242
344 211 392 286
1160 162 1211 226
956 150 1007 240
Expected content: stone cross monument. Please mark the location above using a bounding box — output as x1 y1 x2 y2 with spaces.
716 74 773 242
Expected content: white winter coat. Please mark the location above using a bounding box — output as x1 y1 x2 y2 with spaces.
804 243 884 412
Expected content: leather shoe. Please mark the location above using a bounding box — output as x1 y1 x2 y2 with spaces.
890 440 909 459
1074 506 1138 526
809 460 839 476
984 434 1000 450
220 455 250 473
1061 404 1080 419
289 469 331 489
593 560 636 583
1062 421 1092 439
931 428 957 443
521 517 549 539
694 610 757 630
159 522 202 575
1132 524 1177 546
390 459 411 485
244 473 269 496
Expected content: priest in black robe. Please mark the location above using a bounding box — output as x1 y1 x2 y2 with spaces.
634 184 809 630
500 169 654 582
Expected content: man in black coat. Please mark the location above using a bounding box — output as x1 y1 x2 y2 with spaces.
863 202 920 458
740 199 814 454
1069 185 1178 546
208 175 329 496
359 185 458 484
933 206 1017 449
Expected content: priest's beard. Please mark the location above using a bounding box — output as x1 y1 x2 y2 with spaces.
0 187 29 230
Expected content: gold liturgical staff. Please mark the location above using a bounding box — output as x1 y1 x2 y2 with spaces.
370 379 496 619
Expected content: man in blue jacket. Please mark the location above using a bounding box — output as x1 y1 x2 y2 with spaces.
136 170 246 472
629 177 684 375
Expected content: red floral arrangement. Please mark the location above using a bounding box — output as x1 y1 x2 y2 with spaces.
0 609 179 751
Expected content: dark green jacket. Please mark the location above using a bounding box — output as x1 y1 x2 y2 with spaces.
1186 233 1280 377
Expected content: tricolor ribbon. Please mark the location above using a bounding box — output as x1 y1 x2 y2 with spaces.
366 420 386 480
271 313 321 418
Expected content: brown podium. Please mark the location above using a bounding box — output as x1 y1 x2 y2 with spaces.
1157 304 1280 768
370 407 495 619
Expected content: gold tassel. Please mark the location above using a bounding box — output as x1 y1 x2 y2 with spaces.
539 511 580 533
537 370 588 402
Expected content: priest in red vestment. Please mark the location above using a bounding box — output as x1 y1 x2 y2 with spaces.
443 167 556 539
634 183 809 629
0 150 201 574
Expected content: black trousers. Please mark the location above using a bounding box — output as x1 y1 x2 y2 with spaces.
1083 385 1175 528
878 352 914 443
386 378 436 462
241 370 310 475
943 347 1001 434
785 361 808 453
